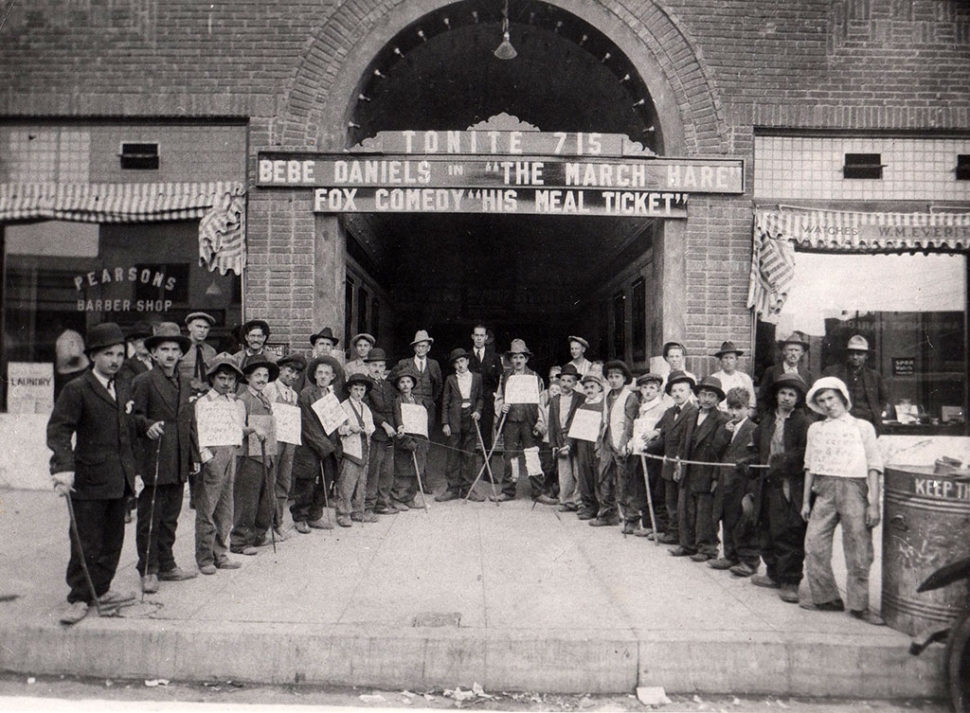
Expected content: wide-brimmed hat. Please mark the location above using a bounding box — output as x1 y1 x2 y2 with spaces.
242 356 279 382
507 338 532 356
693 375 725 402
713 340 744 358
664 370 696 395
242 319 271 338
636 372 663 387
144 322 192 352
306 357 340 383
309 327 339 346
663 341 687 358
559 363 582 380
847 335 870 352
781 331 811 349
206 352 245 382
125 321 154 341
185 312 216 327
345 372 374 395
410 330 434 346
448 347 472 364
85 323 127 355
567 335 589 350
351 333 376 347
391 366 420 387
365 348 389 363
806 376 852 415
603 359 633 384
277 353 307 372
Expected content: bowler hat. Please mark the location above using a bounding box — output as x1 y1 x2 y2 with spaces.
310 327 339 346
714 340 744 358
206 352 245 382
242 319 271 338
567 335 589 350
410 330 434 346
242 356 279 382
664 370 696 395
806 376 852 415
126 321 154 341
345 372 374 395
448 347 472 364
603 359 633 385
365 347 389 363
144 322 192 353
847 335 870 352
277 353 307 372
507 338 532 356
636 372 663 387
185 312 216 327
663 341 687 358
693 375 725 402
351 333 376 347
85 323 127 355
781 331 811 349
559 363 582 380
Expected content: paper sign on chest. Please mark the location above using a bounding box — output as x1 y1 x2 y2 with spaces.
273 402 302 445
400 403 429 438
505 374 540 405
196 398 244 448
311 392 347 435
568 407 602 442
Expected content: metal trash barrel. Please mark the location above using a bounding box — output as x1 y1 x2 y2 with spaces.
883 465 970 636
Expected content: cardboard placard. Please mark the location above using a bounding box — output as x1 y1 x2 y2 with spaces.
311 392 347 435
504 374 540 405
568 407 602 442
631 417 656 455
400 403 429 437
273 402 302 445
196 398 244 448
247 413 278 457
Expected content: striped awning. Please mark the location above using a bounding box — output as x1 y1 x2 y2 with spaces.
0 181 247 275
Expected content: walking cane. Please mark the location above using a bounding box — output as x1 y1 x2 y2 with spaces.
141 434 163 602
466 411 507 500
411 451 430 515
639 455 660 547
65 495 102 618
318 463 333 530
260 440 277 553
470 418 499 505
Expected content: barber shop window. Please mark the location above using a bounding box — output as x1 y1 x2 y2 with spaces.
777 251 967 435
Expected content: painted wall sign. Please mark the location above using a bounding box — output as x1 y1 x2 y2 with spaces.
913 476 970 501
7 362 55 414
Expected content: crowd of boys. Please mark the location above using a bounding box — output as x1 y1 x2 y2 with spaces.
47 317 885 629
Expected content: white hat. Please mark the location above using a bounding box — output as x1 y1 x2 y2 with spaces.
806 376 852 415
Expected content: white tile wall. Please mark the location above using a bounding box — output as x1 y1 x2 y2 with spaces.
754 136 970 201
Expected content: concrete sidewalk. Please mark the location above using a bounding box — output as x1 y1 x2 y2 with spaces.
0 478 943 698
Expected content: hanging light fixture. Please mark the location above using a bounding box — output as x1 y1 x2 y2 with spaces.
494 0 517 60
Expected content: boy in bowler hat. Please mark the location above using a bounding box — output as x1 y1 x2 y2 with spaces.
437 348 485 502
364 348 400 515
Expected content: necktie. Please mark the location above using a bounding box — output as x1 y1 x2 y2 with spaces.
195 344 207 381
673 405 681 421
476 349 483 362
106 378 116 400
418 359 425 373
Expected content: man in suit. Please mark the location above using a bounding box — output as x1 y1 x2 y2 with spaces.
437 348 485 502
645 371 698 544
468 323 504 450
131 323 198 594
396 330 443 434
116 321 154 389
822 335 891 433
47 322 137 625
364 348 400 515
179 312 218 395
548 363 586 512
757 331 815 419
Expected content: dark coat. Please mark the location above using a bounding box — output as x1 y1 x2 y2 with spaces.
468 347 504 397
682 408 731 493
757 364 815 419
548 390 586 450
132 367 194 485
292 384 341 480
822 362 890 430
745 409 812 515
366 376 399 444
441 372 484 430
178 341 217 394
395 356 443 408
719 417 758 484
47 370 137 500
116 356 151 390
647 401 699 481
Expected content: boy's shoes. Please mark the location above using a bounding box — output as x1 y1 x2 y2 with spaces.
535 494 558 506
360 512 379 523
231 546 258 556
464 490 486 502
621 521 636 535
633 526 653 538
141 574 159 594
801 598 844 612
273 527 290 542
778 584 800 603
199 564 217 575
750 574 781 589
407 498 425 509
215 559 241 570
708 558 739 570
729 562 758 577
158 566 197 581
849 609 886 626
336 515 353 528
254 534 274 547
375 504 400 514
350 513 364 522
557 503 579 512
589 515 620 527
690 552 714 563
435 490 460 502
294 520 311 534
577 510 597 520
59 601 89 625
392 501 410 511
489 493 514 502
308 518 334 530
656 533 679 545
99 590 136 606
668 547 694 557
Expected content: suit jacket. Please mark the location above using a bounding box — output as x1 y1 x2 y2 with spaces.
683 408 731 493
647 401 699 481
468 347 504 398
47 370 136 500
132 368 194 485
179 341 217 393
237 387 276 462
720 418 758 484
548 390 585 450
395 356 443 408
757 364 815 419
441 372 484 431
822 363 890 429
366 376 398 443
745 409 812 515
117 356 151 390
292 384 341 479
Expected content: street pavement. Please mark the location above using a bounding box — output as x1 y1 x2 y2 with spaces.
0 456 944 699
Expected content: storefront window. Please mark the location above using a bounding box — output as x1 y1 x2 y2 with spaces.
771 251 967 434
